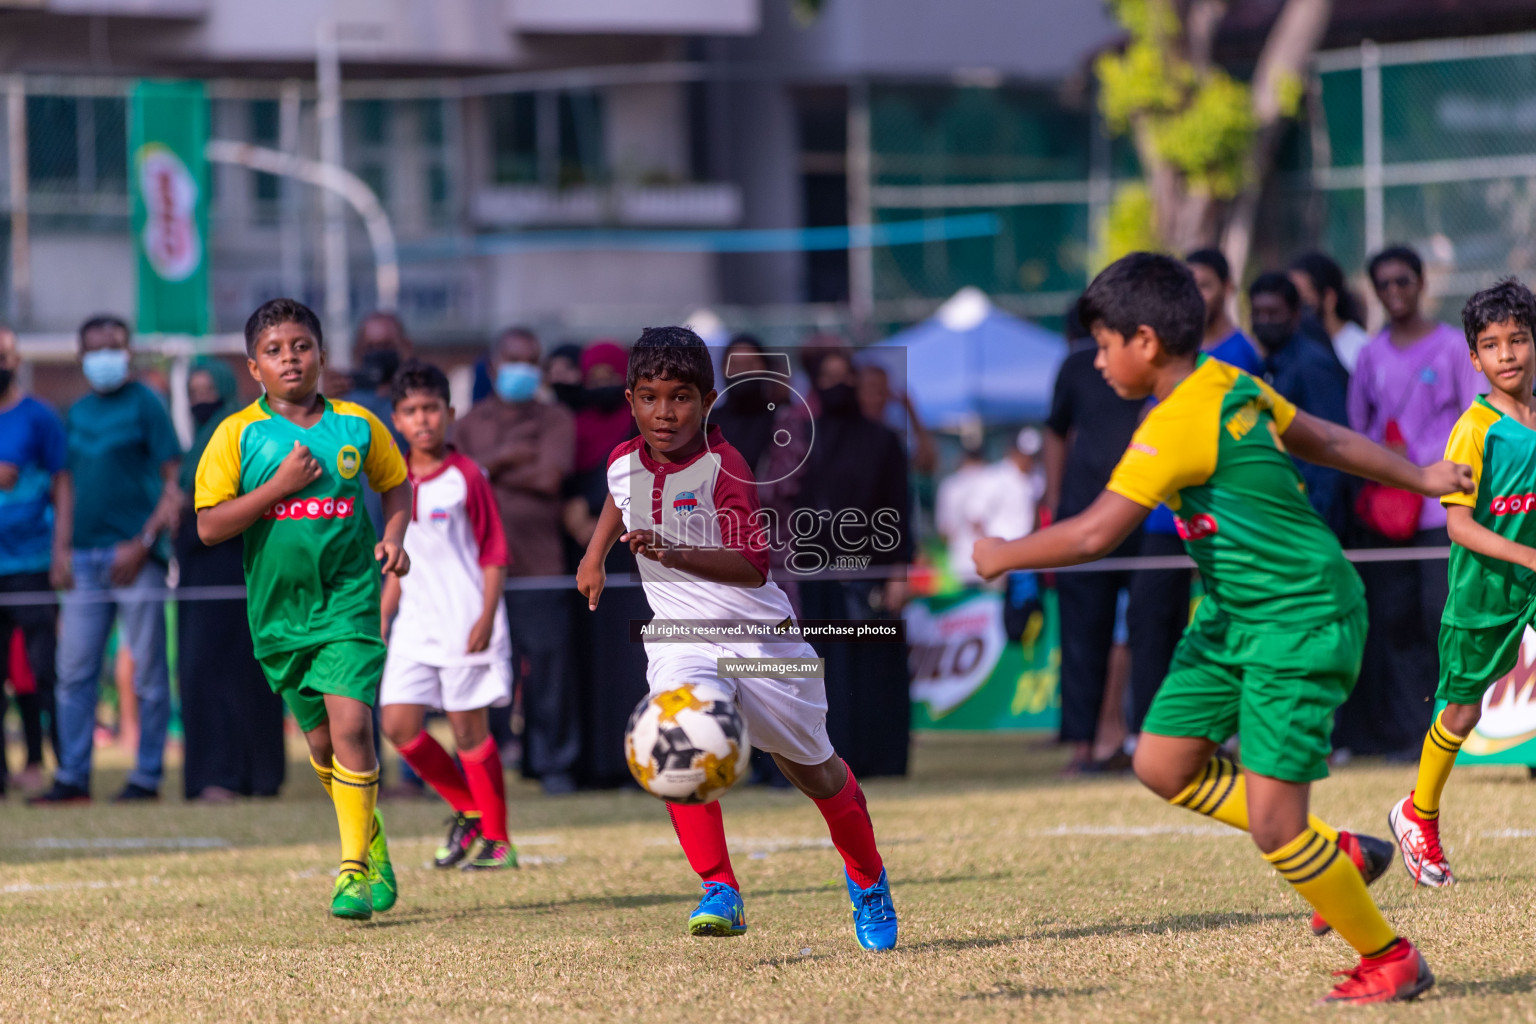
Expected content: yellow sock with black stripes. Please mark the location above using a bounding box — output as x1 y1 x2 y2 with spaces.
1412 709 1468 820
310 757 333 798
1169 755 1340 842
1264 827 1400 958
331 758 379 877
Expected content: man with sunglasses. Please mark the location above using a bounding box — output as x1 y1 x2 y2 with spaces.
1343 245 1485 759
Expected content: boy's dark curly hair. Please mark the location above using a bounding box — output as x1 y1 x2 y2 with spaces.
390 360 451 407
1461 278 1536 351
627 326 714 393
244 298 323 356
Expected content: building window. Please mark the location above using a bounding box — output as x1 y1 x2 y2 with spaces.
427 163 450 214
91 98 126 189
558 91 604 186
354 100 390 145
250 100 281 211
28 96 79 184
489 90 605 186
419 99 445 146
489 93 538 184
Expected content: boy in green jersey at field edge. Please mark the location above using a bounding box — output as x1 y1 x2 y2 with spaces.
973 253 1473 1005
195 298 412 921
1388 279 1536 888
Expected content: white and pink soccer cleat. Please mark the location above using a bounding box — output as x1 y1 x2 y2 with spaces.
1388 793 1455 888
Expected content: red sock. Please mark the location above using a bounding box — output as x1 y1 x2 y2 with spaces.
812 762 884 889
460 737 510 842
667 801 738 890
396 731 475 815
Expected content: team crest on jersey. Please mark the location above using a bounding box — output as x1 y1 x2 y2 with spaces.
673 491 701 516
336 445 362 479
430 508 451 523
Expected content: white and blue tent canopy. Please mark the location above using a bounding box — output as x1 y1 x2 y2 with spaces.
871 287 1067 429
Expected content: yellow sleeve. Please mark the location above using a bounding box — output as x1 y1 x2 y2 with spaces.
1441 409 1488 509
194 417 244 511
1250 375 1298 433
359 408 408 492
1105 405 1218 510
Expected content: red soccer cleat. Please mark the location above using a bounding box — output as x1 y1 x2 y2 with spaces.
1309 830 1395 936
1389 793 1454 887
1322 940 1434 1004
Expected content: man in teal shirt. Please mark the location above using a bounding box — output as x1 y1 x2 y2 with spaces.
30 316 182 805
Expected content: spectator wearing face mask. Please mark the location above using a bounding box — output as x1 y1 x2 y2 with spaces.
344 313 411 538
557 340 647 789
455 326 579 794
31 315 181 805
545 343 585 412
1249 272 1351 536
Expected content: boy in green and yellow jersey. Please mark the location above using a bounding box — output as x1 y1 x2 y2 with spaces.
973 253 1473 1004
195 298 412 921
1388 278 1536 889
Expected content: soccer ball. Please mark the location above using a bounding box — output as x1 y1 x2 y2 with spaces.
625 684 751 804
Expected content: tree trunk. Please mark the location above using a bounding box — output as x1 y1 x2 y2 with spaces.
1221 0 1334 281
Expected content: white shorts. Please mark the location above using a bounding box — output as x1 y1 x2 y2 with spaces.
380 653 512 713
643 640 834 766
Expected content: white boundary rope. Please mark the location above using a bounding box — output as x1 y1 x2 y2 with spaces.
0 547 1453 606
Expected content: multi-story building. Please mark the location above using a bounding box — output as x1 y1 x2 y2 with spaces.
0 0 1120 344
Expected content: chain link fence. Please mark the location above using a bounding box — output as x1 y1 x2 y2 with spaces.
1314 34 1536 325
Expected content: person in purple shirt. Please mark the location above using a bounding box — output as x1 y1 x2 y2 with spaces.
1341 244 1485 758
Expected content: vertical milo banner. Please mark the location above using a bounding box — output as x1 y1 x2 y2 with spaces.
130 80 210 335
1450 626 1536 766
906 589 1060 730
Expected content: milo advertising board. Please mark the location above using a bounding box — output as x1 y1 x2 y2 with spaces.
1452 625 1536 766
906 589 1060 731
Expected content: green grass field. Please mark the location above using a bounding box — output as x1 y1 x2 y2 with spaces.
3 733 1536 1023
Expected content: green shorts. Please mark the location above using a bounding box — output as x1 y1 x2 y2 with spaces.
1437 617 1532 706
256 638 386 732
1141 602 1367 784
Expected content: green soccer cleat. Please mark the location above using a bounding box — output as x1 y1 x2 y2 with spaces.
330 870 373 920
366 809 398 912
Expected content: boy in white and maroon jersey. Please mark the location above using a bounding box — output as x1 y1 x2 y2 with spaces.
577 327 897 950
380 362 516 872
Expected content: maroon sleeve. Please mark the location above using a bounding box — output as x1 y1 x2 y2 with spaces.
711 445 770 579
455 454 509 568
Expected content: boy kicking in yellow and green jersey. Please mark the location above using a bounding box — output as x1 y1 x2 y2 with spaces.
1389 278 1536 888
195 298 412 921
973 253 1473 1005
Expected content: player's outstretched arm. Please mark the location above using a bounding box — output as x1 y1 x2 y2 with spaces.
1280 409 1473 497
1445 504 1536 571
577 493 625 610
972 490 1149 581
375 481 411 577
198 441 321 546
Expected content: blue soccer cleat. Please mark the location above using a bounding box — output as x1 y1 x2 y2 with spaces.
846 868 897 951
687 881 748 937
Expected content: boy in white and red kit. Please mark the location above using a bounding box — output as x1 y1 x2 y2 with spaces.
380 362 516 870
576 327 897 949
